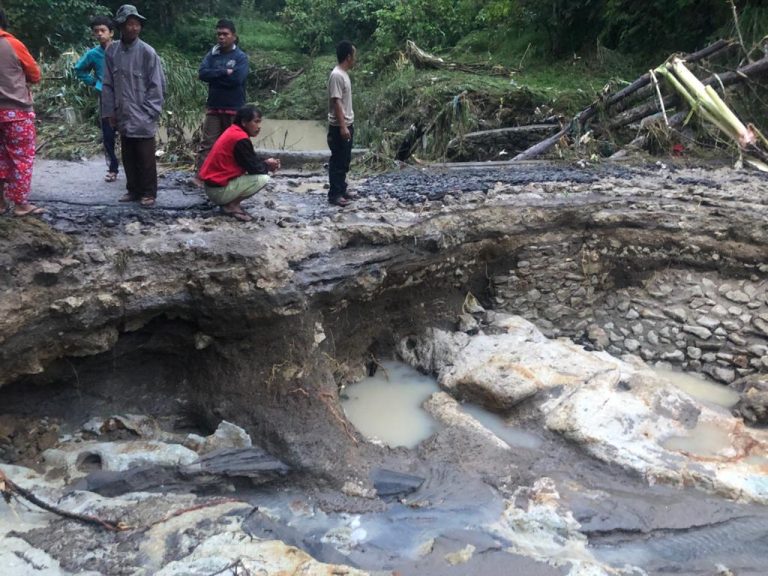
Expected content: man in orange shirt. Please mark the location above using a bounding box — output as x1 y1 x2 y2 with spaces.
0 8 42 217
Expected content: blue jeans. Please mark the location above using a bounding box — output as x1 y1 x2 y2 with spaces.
101 117 119 174
327 124 353 200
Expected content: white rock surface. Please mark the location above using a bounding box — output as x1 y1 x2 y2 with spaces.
42 440 198 478
402 313 768 503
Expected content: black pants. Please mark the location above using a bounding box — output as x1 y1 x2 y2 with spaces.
327 124 353 200
121 136 157 199
101 118 119 174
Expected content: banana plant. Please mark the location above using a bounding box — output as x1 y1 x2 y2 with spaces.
655 57 768 171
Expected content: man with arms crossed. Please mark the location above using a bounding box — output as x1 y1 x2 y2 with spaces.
195 19 249 179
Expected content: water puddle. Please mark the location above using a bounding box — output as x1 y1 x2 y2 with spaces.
254 119 328 150
458 403 543 450
654 367 740 408
662 419 732 457
341 360 440 448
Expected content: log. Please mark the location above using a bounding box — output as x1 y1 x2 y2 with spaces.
608 55 768 131
405 40 446 69
513 39 736 161
447 124 560 161
605 39 734 116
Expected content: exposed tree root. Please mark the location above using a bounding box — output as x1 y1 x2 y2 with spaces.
0 469 128 531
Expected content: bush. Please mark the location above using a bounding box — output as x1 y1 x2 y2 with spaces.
4 0 108 57
602 0 730 56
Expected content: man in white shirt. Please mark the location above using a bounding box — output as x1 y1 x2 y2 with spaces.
326 40 356 207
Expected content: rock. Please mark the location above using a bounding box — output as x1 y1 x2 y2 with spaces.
423 392 509 451
725 290 751 304
43 440 198 477
586 324 609 349
696 316 720 330
640 308 666 320
341 480 377 499
733 388 768 426
704 365 737 384
458 313 480 333
748 344 768 357
683 325 712 340
663 307 688 322
640 348 656 361
687 347 702 360
661 350 685 362
462 292 486 314
187 421 252 454
752 315 768 337
371 468 425 497
81 414 161 439
647 331 660 346
625 339 641 353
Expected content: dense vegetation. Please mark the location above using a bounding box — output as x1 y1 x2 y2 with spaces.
3 0 767 163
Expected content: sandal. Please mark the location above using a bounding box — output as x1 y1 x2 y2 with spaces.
119 193 137 202
222 208 252 222
105 172 118 182
140 197 156 208
13 205 45 217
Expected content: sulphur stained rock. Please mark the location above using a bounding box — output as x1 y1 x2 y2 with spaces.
42 440 198 478
0 465 69 576
402 314 621 411
184 420 252 454
156 532 370 576
81 414 162 439
402 313 768 504
423 392 510 451
486 478 632 576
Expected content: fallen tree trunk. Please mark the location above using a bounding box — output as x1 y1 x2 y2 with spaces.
606 40 735 116
513 39 736 161
607 55 768 131
446 124 560 161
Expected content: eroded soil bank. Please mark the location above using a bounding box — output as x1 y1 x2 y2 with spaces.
1 158 767 575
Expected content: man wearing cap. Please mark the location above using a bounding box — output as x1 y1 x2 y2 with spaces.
194 19 249 179
102 4 166 208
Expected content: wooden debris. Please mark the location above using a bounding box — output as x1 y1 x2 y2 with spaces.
0 469 128 531
512 39 744 161
404 40 512 76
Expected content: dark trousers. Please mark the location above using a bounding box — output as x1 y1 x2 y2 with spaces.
121 136 157 199
327 124 353 200
196 112 235 172
101 118 119 174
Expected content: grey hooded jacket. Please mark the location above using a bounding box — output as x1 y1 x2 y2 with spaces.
102 38 166 138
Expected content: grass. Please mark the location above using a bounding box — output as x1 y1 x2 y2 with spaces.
235 18 297 52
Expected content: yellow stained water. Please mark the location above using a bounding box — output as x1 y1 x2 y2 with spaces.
653 367 741 408
662 419 732 457
341 361 440 448
157 119 328 151
459 403 543 450
254 119 328 151
745 455 768 466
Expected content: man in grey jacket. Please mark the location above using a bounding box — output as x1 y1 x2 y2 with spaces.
102 5 166 207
